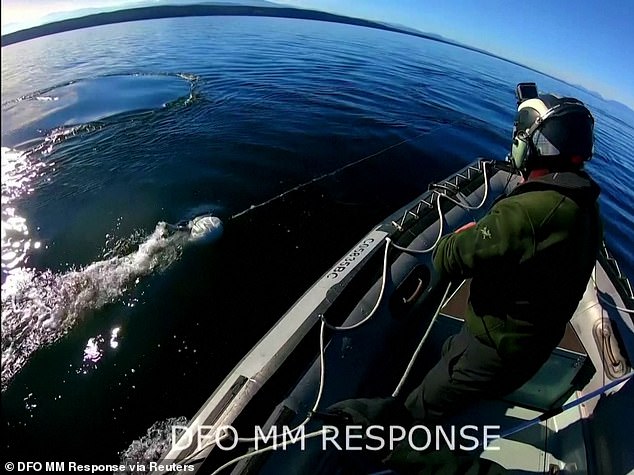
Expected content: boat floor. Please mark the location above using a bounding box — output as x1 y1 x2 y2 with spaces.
429 279 589 474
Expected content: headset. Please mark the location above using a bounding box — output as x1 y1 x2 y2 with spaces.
510 87 594 173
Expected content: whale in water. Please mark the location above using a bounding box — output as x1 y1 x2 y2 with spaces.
187 214 223 243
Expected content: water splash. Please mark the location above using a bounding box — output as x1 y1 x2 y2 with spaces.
29 123 106 157
4 73 199 107
117 416 188 474
1 222 192 390
1 147 223 390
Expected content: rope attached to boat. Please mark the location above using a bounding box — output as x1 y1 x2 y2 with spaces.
230 121 465 221
366 371 634 475
597 296 634 314
391 282 453 398
320 159 492 332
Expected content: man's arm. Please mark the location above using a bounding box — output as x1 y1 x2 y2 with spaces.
432 198 535 279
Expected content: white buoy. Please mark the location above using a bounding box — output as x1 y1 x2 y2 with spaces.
188 214 223 242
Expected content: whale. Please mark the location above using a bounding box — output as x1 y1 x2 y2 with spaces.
187 214 223 243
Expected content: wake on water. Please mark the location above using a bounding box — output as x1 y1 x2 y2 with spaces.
1 140 222 470
116 416 189 474
1 212 223 391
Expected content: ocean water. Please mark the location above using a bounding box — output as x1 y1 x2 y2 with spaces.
1 16 633 464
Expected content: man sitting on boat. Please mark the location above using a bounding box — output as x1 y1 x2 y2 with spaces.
325 84 603 471
405 89 602 422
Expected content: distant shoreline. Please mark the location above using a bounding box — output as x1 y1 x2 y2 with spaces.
0 5 439 46
0 4 516 70
3 3 626 111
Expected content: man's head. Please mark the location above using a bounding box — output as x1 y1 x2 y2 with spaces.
510 89 595 176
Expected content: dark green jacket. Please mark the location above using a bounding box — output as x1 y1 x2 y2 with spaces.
432 171 602 359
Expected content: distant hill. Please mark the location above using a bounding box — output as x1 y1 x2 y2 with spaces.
0 2 545 76
1 3 454 47
1 2 629 112
31 0 284 27
0 3 535 70
606 98 634 118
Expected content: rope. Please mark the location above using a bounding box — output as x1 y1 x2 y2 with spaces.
392 281 453 398
165 121 473 472
370 367 632 475
436 161 492 211
389 197 445 255
319 237 391 331
592 267 634 314
320 161 491 330
496 371 634 441
597 296 634 314
230 122 462 221
177 320 329 468
596 289 634 314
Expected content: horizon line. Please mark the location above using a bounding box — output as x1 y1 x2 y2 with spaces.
1 3 632 113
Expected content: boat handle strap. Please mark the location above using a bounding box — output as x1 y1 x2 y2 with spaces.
403 278 425 304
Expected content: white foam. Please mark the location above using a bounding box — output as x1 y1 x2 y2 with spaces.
1 222 191 390
1 146 224 389
118 416 188 473
188 214 223 242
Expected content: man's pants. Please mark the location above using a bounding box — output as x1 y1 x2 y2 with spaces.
404 325 546 422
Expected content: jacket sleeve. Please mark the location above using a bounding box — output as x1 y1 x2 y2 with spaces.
432 198 536 279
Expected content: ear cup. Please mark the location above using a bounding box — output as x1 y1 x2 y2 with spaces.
511 134 529 170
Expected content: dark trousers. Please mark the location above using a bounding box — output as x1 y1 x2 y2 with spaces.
404 325 545 422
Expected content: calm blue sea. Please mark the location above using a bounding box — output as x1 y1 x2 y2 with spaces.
2 16 633 463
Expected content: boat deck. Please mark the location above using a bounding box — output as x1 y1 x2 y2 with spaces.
431 279 596 474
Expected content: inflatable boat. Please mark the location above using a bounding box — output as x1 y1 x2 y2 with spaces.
154 158 634 475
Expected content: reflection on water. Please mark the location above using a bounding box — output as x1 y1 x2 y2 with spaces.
79 327 122 374
1 147 47 279
1 145 220 390
83 336 104 364
110 326 121 349
1 16 632 465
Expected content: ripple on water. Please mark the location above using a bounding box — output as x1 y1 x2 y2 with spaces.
1 73 196 150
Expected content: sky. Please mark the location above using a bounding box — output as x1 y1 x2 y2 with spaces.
2 0 633 109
